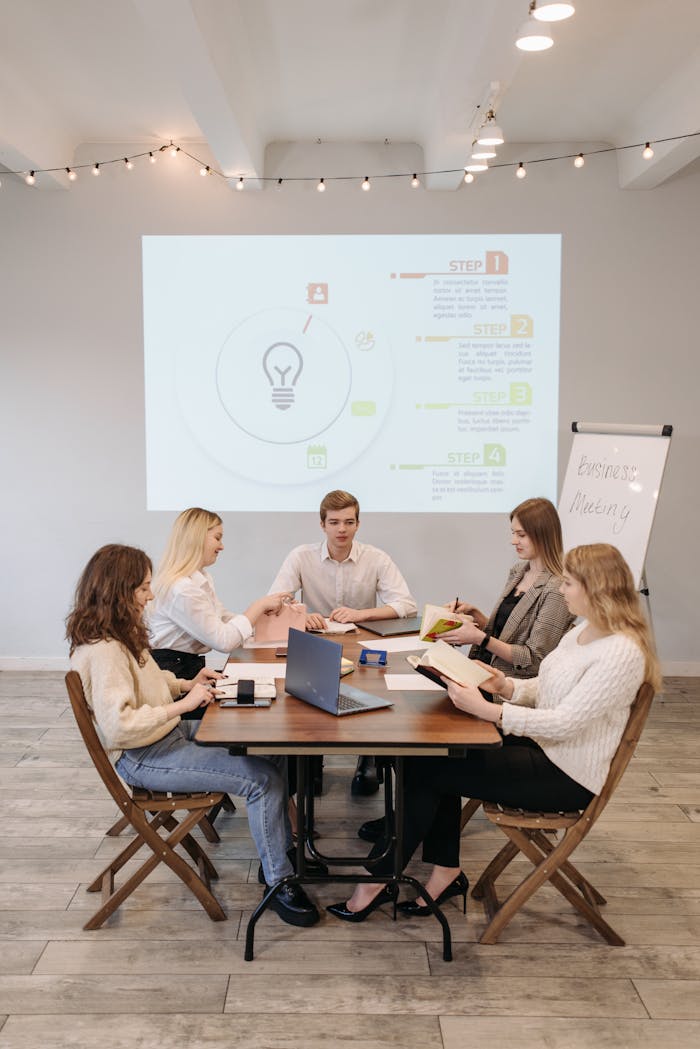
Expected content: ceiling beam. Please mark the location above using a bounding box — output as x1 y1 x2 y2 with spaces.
616 49 700 189
133 0 264 189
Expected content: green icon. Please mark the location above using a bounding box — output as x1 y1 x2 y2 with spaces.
351 401 376 417
484 444 506 467
307 444 327 469
509 382 532 405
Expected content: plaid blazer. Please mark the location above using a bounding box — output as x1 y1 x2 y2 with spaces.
470 561 575 679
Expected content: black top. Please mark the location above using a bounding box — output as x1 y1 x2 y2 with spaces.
473 588 523 665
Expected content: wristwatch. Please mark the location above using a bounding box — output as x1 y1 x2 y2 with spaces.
481 630 491 650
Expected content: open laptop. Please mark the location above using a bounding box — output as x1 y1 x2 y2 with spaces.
362 616 422 637
285 628 393 716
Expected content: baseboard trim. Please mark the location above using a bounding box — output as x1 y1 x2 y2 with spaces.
661 662 700 677
0 657 70 671
2 657 699 676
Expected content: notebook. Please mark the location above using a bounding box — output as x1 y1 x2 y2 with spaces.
361 616 422 637
285 628 393 716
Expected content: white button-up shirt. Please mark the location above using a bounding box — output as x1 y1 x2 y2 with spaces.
148 570 253 654
268 540 416 619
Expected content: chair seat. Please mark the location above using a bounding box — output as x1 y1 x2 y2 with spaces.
131 789 224 811
482 801 582 830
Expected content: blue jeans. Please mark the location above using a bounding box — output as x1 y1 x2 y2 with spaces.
116 722 293 885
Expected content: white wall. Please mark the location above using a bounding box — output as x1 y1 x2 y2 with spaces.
1 143 697 671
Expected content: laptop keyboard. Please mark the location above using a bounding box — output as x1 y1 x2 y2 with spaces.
337 692 368 712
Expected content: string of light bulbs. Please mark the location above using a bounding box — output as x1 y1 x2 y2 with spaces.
2 131 698 192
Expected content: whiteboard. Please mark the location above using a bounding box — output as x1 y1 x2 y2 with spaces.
558 425 671 588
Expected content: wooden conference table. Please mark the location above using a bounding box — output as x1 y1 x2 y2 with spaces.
196 628 501 961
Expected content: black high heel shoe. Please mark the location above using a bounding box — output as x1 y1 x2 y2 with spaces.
326 883 398 923
397 872 469 916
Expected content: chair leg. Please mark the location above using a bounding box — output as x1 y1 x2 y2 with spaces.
459 797 482 831
471 840 519 900
530 829 607 905
105 813 130 837
84 809 225 929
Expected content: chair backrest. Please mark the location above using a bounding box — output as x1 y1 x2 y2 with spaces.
576 680 655 829
65 670 132 812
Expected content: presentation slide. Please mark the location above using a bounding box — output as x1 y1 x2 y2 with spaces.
142 234 561 512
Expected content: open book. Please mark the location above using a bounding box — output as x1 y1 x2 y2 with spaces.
419 603 469 642
308 618 357 634
406 640 492 689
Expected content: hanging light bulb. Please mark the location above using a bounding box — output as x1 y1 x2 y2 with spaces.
464 171 475 184
531 1 575 21
516 3 554 50
476 111 505 146
362 177 371 191
516 162 527 179
642 142 654 159
149 152 156 164
199 165 209 176
317 178 326 192
276 178 283 191
66 167 77 181
236 177 244 190
574 153 585 168
25 171 36 186
411 174 420 188
169 143 179 157
124 158 133 170
92 163 100 176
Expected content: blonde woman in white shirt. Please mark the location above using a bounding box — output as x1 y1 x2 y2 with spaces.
149 507 290 699
327 543 661 923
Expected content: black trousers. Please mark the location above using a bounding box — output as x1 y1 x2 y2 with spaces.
368 737 593 875
151 649 206 720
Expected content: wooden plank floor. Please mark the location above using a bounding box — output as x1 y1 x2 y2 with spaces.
0 672 699 1049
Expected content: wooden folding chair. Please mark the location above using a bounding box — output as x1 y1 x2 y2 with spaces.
65 671 227 929
471 682 654 945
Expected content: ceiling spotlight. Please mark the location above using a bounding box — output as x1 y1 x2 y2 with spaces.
516 162 527 179
362 176 371 191
411 174 420 188
149 152 156 164
66 167 77 181
92 163 100 176
531 1 575 21
476 111 504 146
317 178 326 192
124 158 133 170
464 171 475 184
516 4 554 50
465 161 488 173
25 171 36 186
642 142 654 159
574 153 585 168
236 177 244 190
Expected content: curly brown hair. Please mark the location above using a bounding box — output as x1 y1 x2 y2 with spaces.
66 545 152 664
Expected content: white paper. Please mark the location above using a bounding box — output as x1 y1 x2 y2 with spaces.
384 673 445 692
242 638 282 649
360 636 429 653
223 662 286 680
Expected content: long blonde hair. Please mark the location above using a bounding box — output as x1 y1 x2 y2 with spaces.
511 497 564 576
564 544 661 692
153 507 222 598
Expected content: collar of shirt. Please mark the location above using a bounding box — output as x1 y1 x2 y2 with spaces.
189 569 214 591
320 539 361 565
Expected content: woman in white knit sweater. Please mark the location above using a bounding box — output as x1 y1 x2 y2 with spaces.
327 543 661 923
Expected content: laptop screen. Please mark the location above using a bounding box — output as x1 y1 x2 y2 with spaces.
285 628 342 714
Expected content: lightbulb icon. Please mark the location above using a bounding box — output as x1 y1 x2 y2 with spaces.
262 342 304 411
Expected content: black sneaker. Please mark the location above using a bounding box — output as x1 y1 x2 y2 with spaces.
265 883 320 927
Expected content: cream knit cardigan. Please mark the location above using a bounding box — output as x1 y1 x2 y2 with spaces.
502 622 645 795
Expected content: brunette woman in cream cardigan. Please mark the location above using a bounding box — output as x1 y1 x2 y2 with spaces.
328 544 660 922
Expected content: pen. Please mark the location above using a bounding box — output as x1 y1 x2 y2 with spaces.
453 596 459 613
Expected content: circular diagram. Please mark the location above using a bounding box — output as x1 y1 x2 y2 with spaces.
177 306 393 487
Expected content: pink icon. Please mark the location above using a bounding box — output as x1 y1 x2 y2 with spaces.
306 283 328 304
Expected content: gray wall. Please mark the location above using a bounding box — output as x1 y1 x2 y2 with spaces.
1 144 697 670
